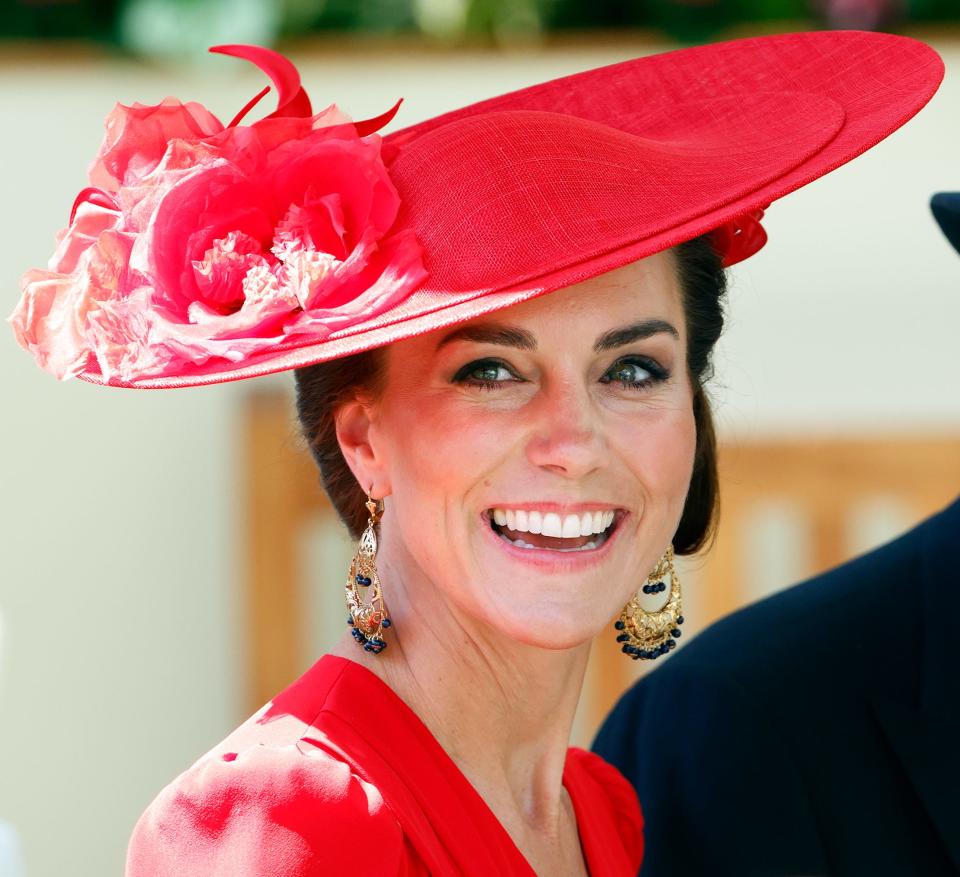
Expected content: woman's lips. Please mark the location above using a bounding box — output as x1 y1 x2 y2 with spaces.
486 508 624 541
481 508 626 567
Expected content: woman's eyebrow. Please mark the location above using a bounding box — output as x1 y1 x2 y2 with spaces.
594 319 679 352
435 318 678 353
435 324 536 351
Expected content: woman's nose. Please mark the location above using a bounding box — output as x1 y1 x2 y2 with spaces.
524 379 606 478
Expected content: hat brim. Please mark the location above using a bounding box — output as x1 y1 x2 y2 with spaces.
83 29 943 389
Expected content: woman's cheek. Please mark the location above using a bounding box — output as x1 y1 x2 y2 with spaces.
393 392 513 473
663 409 698 519
621 405 696 513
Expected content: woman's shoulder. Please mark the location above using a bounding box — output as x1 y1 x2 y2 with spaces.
567 746 643 816
126 735 405 876
566 747 645 868
126 657 407 876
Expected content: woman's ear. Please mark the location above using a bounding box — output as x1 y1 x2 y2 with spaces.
334 397 391 498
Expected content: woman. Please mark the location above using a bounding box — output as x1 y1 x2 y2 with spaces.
9 33 943 876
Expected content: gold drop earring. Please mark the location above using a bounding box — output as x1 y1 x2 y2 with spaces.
346 492 391 655
614 545 684 660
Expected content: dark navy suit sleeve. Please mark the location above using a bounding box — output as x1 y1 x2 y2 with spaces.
594 660 828 877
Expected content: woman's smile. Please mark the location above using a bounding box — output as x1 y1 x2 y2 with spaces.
481 505 630 569
486 505 622 548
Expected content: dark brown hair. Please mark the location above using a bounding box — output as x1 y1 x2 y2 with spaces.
295 233 726 554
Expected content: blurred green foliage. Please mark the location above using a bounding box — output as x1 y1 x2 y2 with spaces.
2 0 957 48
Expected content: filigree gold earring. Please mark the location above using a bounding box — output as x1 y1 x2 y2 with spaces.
614 545 684 660
346 492 392 655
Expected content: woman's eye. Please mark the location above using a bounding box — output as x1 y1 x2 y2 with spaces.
452 359 517 389
600 357 667 390
452 356 667 391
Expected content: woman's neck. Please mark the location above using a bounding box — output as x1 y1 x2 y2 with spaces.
328 555 592 833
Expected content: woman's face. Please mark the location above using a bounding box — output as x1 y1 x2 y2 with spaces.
351 250 696 649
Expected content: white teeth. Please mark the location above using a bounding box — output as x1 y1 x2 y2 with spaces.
489 508 619 539
541 513 562 538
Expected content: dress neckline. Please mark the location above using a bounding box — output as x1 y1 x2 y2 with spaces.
311 653 600 876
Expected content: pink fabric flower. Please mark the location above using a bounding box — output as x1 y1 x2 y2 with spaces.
9 47 427 383
88 98 224 193
12 201 132 380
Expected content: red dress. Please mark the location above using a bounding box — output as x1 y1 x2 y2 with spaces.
126 654 644 875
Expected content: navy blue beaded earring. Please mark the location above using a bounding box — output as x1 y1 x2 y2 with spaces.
614 545 684 661
345 492 392 655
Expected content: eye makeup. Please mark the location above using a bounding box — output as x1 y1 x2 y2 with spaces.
450 355 670 392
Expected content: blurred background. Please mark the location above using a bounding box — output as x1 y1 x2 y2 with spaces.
1 2 959 875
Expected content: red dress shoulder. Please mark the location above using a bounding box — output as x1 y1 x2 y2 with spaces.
564 747 646 873
126 741 408 876
126 655 643 876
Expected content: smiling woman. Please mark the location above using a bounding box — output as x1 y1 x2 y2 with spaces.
296 236 723 561
8 34 943 877
331 250 696 649
294 238 722 670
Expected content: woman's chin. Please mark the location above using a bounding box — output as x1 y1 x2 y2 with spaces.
467 586 617 652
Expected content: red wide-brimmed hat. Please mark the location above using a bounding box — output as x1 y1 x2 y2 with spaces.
9 31 943 389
